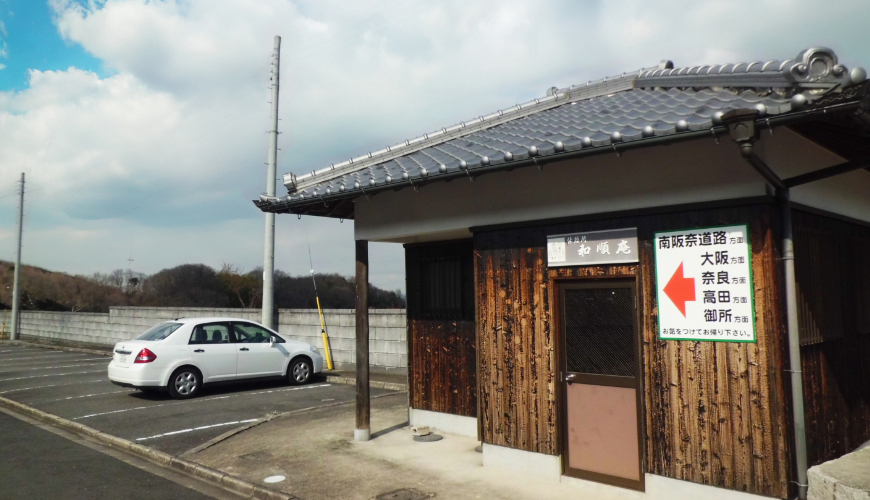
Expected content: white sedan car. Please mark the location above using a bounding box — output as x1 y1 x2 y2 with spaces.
108 317 324 399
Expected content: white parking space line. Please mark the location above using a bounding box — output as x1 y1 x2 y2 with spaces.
0 352 99 362
39 389 134 403
0 356 108 365
78 405 151 419
0 379 105 394
0 358 112 370
136 419 259 442
0 353 75 361
0 360 109 373
0 369 106 382
74 383 333 420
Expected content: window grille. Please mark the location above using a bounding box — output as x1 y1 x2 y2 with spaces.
794 215 846 346
406 240 473 321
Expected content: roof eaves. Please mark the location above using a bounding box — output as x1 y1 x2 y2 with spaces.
256 92 867 216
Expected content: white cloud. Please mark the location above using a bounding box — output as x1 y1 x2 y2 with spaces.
0 0 868 291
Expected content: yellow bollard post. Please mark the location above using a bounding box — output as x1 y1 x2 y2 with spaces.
316 296 333 370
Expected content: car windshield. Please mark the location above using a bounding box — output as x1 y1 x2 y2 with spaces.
136 322 183 341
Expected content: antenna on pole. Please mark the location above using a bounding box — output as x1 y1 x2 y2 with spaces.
262 36 281 329
303 221 334 370
10 173 25 341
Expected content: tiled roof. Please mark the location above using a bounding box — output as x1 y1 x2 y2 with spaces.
256 47 867 216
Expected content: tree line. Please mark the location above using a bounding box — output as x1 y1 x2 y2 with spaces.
0 261 405 313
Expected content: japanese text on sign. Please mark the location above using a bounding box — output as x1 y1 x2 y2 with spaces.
547 228 638 267
654 225 756 343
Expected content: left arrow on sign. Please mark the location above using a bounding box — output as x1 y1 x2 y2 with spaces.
664 262 695 317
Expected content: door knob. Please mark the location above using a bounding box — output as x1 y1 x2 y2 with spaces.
564 373 576 384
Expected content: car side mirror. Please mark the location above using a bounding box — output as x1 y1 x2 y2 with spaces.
269 336 275 347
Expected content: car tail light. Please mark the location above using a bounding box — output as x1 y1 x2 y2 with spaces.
134 348 157 363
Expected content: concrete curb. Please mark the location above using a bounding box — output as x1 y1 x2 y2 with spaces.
0 395 296 500
324 374 406 392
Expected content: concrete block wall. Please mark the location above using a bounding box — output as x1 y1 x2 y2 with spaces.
16 307 407 374
278 309 407 374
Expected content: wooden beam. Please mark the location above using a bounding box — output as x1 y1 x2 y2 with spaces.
783 158 870 188
325 198 353 218
355 239 370 441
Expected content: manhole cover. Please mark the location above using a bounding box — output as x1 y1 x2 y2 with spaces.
375 488 433 500
413 433 443 442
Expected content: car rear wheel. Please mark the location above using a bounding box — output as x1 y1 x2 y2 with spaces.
168 367 202 399
288 358 312 385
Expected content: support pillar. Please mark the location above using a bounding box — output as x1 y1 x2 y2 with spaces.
355 239 370 441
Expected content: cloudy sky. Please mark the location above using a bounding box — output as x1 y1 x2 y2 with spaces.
0 0 868 292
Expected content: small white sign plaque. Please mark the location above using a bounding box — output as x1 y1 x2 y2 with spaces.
547 228 638 267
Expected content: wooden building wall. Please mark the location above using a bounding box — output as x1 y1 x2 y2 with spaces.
794 209 870 467
474 201 791 499
406 241 477 418
408 319 477 416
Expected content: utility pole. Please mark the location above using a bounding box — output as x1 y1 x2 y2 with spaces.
10 173 24 341
262 36 280 330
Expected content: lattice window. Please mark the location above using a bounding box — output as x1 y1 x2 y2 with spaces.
563 287 635 377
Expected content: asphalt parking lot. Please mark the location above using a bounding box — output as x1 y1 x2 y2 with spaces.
0 344 397 456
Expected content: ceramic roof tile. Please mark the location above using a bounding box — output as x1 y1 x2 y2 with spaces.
286 87 792 200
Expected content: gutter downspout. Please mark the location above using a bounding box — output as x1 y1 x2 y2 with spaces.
779 187 808 500
723 109 808 500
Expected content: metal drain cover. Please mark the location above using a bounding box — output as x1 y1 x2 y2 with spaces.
375 488 433 500
413 433 443 442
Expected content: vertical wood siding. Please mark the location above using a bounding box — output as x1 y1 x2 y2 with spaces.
794 210 870 467
406 241 478 418
474 203 790 498
408 319 478 417
476 235 557 454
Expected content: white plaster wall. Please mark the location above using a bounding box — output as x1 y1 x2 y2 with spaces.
754 127 870 223
482 443 563 482
409 408 478 438
354 130 869 243
15 307 408 374
481 444 777 499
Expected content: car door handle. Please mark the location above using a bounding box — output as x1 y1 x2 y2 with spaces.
240 348 249 351
194 349 205 353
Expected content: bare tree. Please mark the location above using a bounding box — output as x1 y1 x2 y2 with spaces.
217 263 260 308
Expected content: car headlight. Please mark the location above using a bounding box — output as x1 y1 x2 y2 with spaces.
309 345 318 353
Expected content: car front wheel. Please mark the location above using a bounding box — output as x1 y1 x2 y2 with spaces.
288 358 312 385
168 367 202 399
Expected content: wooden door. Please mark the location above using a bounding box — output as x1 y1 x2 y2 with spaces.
559 280 644 490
